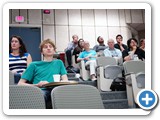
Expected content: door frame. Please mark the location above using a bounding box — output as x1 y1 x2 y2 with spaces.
9 24 43 60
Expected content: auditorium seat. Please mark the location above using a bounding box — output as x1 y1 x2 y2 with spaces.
9 85 46 109
51 84 104 109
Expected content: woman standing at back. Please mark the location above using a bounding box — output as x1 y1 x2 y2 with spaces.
9 35 32 83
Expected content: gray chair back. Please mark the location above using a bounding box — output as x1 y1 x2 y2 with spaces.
9 71 15 85
96 56 117 67
104 65 122 79
9 85 46 109
123 60 145 74
51 85 104 109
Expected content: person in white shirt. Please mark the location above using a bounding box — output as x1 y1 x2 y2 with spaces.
104 39 122 57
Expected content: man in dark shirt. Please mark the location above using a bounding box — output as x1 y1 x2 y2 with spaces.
114 34 128 52
93 36 107 52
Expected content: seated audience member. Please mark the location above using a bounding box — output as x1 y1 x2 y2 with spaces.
9 35 32 84
139 38 145 51
114 34 128 52
18 39 68 106
77 41 97 81
72 38 85 63
65 35 78 68
93 36 108 54
103 39 122 58
122 38 145 61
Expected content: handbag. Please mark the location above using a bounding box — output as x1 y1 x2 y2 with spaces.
110 77 126 91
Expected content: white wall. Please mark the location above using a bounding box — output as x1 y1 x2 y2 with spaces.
10 9 144 52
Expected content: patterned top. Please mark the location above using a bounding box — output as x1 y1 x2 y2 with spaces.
9 53 29 74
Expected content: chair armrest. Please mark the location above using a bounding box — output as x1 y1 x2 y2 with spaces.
125 72 134 76
125 75 132 86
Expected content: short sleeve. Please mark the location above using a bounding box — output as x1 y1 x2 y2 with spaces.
92 50 97 56
103 49 110 57
60 60 67 75
24 53 29 57
93 45 98 52
78 52 83 59
21 62 35 82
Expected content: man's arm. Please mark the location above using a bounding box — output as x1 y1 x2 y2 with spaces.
27 54 32 66
18 79 49 87
118 41 125 51
93 45 98 52
103 49 111 57
18 79 34 86
61 74 68 82
117 49 122 57
123 47 136 61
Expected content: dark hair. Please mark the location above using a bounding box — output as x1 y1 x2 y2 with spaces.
127 38 138 48
116 34 123 39
9 35 27 57
78 38 84 48
140 38 145 46
97 36 101 42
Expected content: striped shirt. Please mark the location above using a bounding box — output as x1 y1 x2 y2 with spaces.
9 53 29 74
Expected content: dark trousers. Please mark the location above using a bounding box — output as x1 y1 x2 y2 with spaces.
14 73 21 84
65 49 72 66
42 88 53 109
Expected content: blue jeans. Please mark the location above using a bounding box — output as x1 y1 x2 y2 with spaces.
14 73 21 84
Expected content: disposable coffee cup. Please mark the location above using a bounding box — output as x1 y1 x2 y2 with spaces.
75 74 80 78
53 74 60 82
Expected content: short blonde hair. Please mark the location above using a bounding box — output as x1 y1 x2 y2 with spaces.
39 39 56 52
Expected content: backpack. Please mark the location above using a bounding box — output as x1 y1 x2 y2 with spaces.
110 77 126 91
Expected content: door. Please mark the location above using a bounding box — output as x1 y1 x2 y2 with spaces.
9 27 41 61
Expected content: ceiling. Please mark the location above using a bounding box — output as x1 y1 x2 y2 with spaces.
128 23 145 31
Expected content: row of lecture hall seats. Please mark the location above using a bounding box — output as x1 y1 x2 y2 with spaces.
9 60 145 109
9 85 104 109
